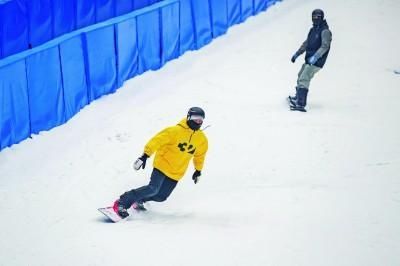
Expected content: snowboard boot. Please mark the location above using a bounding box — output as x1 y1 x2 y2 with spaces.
132 201 147 211
288 87 299 105
290 87 308 112
113 200 130 218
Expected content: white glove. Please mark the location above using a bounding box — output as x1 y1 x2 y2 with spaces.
133 158 144 170
133 154 149 171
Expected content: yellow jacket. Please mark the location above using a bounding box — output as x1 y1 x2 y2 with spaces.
143 118 208 181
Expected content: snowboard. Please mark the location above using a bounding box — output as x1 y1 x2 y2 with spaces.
98 203 147 223
395 70 400 75
98 207 125 223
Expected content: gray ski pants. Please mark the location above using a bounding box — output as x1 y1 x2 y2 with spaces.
297 63 321 89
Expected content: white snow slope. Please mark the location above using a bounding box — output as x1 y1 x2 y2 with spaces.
1 0 400 265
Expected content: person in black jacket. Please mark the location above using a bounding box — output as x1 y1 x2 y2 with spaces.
289 9 332 112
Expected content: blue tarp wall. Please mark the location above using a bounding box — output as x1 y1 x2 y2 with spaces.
0 0 281 151
0 0 162 59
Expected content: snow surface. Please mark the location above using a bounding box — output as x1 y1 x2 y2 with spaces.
1 0 400 265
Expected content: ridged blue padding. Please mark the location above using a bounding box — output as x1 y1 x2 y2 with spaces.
0 0 283 151
0 60 30 149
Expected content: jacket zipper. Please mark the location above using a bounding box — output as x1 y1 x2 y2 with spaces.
189 130 195 142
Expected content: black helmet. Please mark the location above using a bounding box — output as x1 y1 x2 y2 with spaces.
186 107 205 130
312 9 324 25
187 107 205 119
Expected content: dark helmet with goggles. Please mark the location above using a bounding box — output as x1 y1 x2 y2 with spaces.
187 107 205 130
312 9 324 25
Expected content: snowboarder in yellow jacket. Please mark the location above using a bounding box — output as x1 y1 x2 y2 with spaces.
113 107 208 218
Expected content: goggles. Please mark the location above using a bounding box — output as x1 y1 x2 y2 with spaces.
189 115 204 124
312 14 323 20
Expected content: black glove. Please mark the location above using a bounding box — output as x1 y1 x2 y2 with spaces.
133 154 149 170
192 170 201 184
291 52 299 63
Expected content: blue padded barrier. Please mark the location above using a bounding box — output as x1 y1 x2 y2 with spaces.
96 0 116 23
115 18 138 87
179 0 195 55
241 0 253 22
0 60 30 150
59 36 89 121
116 0 134 16
134 0 158 10
160 1 180 65
0 0 165 59
26 0 54 48
227 0 241 26
83 26 117 102
52 0 76 38
254 0 268 14
137 10 161 74
208 0 228 38
76 0 96 29
190 0 212 49
0 15 1 59
0 0 29 58
0 0 283 151
26 46 65 134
